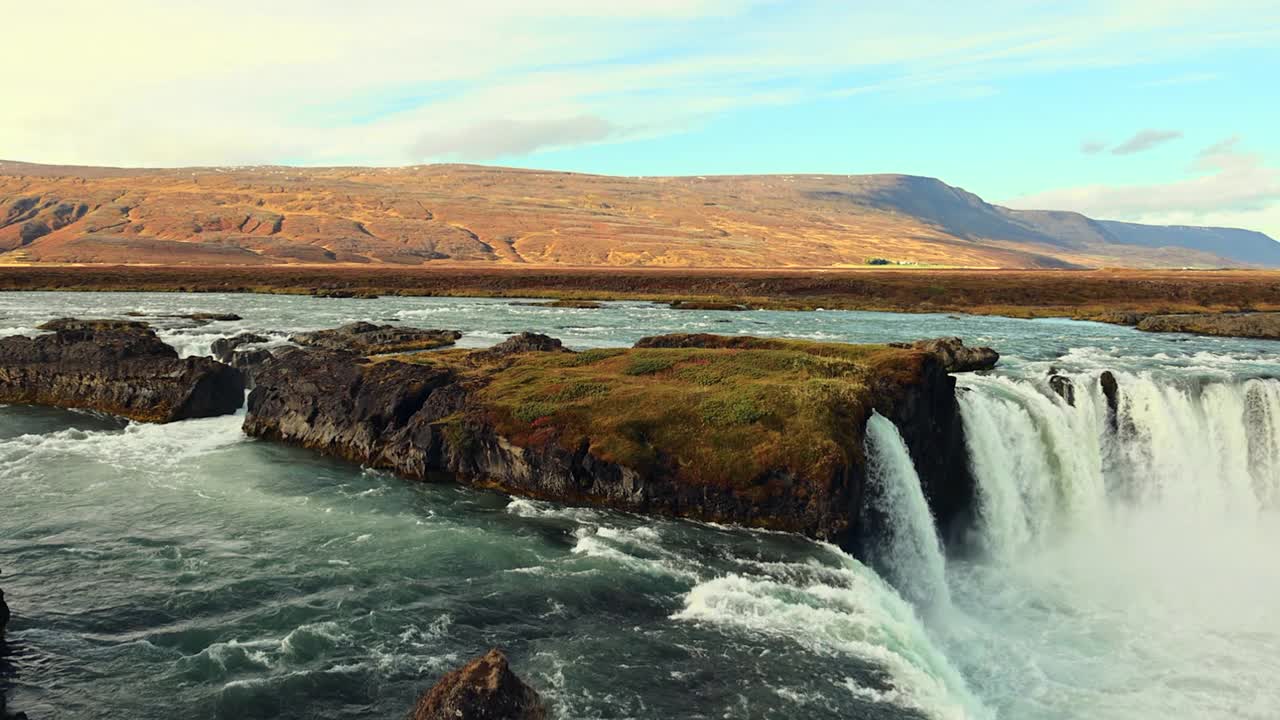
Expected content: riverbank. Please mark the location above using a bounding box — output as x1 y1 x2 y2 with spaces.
2 266 1278 326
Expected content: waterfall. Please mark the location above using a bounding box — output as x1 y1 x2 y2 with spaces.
862 412 951 613
958 373 1280 558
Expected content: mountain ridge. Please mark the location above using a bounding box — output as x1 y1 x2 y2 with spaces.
1 160 1276 269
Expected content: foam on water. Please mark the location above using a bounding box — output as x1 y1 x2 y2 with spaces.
674 546 988 720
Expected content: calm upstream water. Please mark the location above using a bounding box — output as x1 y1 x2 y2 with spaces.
1 292 1278 720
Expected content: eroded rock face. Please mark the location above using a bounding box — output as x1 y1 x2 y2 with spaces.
410 649 547 720
289 322 461 354
888 337 999 372
243 333 978 549
0 320 244 422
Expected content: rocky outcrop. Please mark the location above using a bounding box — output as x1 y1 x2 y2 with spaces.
289 322 461 354
476 332 568 359
1135 312 1280 340
888 337 999 372
211 333 273 388
244 332 978 550
0 319 244 422
409 649 546 720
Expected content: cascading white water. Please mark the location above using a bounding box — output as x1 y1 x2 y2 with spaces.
862 412 951 613
958 372 1280 558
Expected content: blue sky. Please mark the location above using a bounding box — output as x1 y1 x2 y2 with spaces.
5 0 1279 235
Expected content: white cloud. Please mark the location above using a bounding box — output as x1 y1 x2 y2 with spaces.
2 0 1278 166
410 115 619 160
1006 137 1280 237
1111 129 1184 156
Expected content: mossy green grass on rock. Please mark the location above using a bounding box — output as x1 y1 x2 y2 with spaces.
400 339 923 496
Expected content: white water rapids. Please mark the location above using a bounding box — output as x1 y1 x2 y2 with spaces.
957 372 1280 558
3 292 1279 720
856 371 1280 719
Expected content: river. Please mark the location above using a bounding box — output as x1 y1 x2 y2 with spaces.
1 292 1277 719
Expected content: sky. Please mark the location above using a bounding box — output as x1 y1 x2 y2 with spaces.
5 0 1280 237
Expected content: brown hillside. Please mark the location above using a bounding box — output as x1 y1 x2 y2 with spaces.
0 162 1271 269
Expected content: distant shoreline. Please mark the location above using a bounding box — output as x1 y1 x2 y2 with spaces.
2 265 1278 326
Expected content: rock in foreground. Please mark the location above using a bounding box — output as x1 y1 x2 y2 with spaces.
245 332 976 545
1135 312 1280 340
290 322 461 354
410 649 546 720
0 319 244 422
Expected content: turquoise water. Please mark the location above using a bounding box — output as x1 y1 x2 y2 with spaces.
1 293 1277 719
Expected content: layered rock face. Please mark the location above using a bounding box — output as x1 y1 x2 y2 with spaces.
0 319 244 422
244 332 987 547
410 649 546 720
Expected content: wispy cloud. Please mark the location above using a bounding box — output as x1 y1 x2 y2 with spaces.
1111 129 1184 155
1006 136 1280 237
1081 140 1108 155
410 115 620 161
2 0 1278 166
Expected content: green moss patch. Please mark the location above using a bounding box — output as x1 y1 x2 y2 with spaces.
476 339 920 490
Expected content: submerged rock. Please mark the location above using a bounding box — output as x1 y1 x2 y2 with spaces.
668 300 750 311
0 319 244 422
289 322 461 355
888 337 999 372
245 332 977 548
410 649 546 720
1135 312 1280 340
1100 371 1120 432
514 299 602 309
0 581 8 640
1049 374 1075 406
211 333 268 363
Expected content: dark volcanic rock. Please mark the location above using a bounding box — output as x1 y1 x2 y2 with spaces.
37 317 149 332
211 333 268 363
185 312 242 323
478 332 569 358
1100 371 1120 431
1049 374 1075 406
244 333 977 550
1135 312 1280 340
889 337 999 372
0 583 8 640
289 322 461 355
0 320 245 422
410 649 546 720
